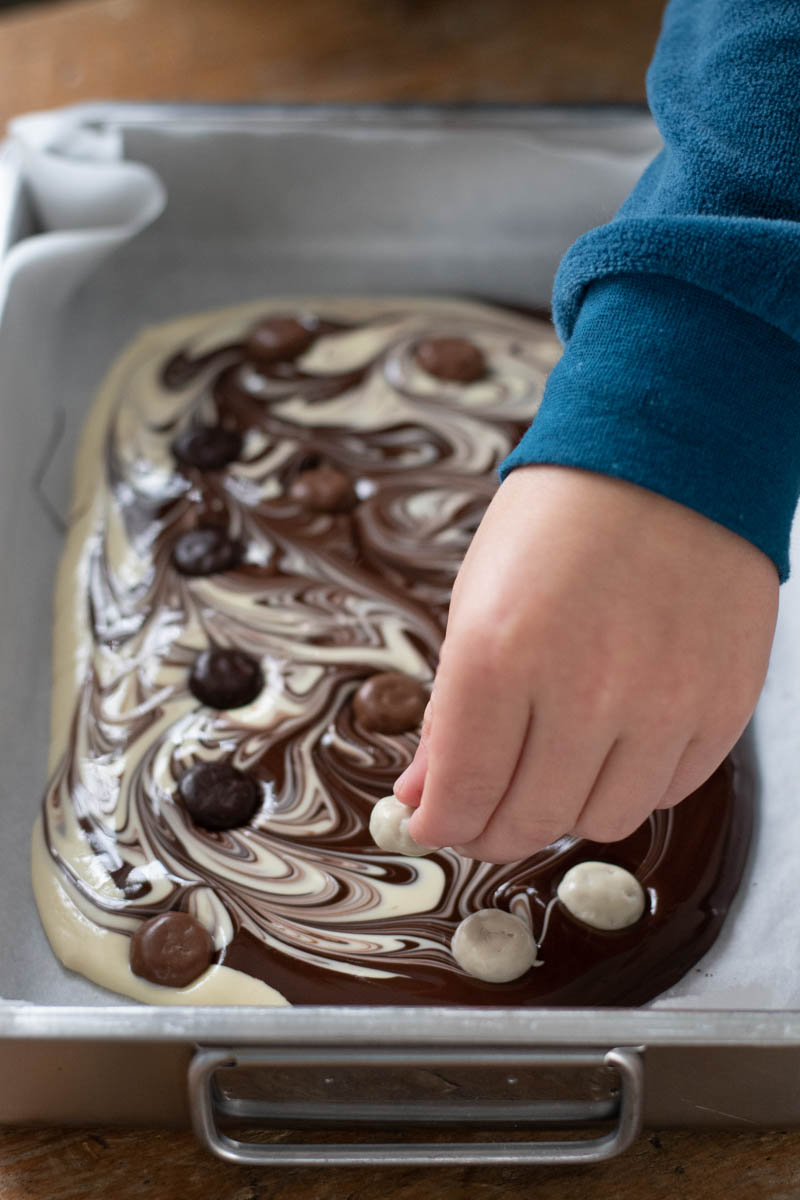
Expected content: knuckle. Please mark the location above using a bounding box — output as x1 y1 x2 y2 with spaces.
568 662 621 724
413 805 483 850
470 625 516 676
503 818 568 858
445 610 524 677
573 813 643 844
704 697 757 745
457 810 569 864
657 674 703 723
523 819 568 849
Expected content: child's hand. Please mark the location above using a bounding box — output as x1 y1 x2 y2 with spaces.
398 466 778 863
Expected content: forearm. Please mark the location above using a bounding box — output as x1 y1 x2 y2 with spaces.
504 0 800 579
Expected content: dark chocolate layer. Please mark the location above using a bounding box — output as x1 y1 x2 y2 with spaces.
40 299 754 1006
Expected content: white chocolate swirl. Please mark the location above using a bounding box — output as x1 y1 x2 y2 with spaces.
35 296 737 1008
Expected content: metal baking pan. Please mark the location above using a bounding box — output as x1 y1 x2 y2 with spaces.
1 102 799 1166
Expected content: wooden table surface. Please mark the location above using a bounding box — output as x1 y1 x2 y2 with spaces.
1 0 797 1195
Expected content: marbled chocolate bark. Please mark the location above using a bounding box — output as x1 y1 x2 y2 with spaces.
33 298 753 1006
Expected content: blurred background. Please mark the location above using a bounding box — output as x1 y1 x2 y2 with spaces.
0 0 664 129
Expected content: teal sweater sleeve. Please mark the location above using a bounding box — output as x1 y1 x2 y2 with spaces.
500 0 800 581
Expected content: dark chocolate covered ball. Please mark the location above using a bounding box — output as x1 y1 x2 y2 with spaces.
353 672 428 734
289 465 358 514
171 426 243 471
130 911 213 988
245 316 315 364
189 648 263 709
415 337 487 383
178 762 261 830
171 527 243 577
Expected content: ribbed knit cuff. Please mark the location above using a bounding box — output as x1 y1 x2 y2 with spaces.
501 274 800 580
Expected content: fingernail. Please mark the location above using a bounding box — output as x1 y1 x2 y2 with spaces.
393 765 412 797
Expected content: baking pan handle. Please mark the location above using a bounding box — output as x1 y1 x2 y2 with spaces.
188 1045 644 1166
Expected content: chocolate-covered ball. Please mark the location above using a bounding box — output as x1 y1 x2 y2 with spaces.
289 466 358 514
130 911 214 988
245 316 315 364
353 672 428 734
189 648 263 709
171 527 243 577
415 337 487 383
171 426 243 471
178 761 261 830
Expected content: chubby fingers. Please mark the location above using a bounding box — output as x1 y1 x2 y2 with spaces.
571 730 689 841
436 723 691 863
399 632 693 863
656 721 750 810
392 700 433 810
403 671 699 863
404 647 530 851
450 714 615 863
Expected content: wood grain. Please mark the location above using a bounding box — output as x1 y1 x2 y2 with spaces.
2 1124 800 1199
1 0 796 1195
0 0 663 132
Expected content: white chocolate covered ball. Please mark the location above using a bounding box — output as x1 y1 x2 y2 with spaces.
556 862 646 931
451 908 537 983
368 794 432 857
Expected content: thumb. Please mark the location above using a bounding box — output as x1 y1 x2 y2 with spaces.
393 698 433 808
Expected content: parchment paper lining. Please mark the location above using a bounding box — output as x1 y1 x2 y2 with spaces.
0 105 792 1009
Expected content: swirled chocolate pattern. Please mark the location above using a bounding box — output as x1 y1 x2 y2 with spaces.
33 297 753 1007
